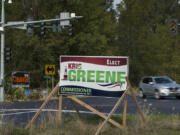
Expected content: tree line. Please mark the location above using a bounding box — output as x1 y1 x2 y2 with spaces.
2 0 180 90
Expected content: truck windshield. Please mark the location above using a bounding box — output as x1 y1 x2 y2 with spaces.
154 77 172 84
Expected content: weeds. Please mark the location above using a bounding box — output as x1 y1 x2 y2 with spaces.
0 113 180 135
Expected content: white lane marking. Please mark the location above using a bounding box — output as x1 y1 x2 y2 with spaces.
0 110 43 116
0 109 109 116
0 109 58 112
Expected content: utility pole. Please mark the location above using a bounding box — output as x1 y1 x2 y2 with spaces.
0 0 6 102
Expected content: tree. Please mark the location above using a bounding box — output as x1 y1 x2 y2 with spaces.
116 0 180 84
3 0 117 89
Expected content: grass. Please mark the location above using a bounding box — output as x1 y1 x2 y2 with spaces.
0 113 180 135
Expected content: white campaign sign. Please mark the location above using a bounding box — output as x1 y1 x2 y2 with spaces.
59 56 128 97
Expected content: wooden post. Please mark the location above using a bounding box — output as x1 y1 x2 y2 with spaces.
58 95 63 121
71 100 81 118
94 87 129 135
67 96 124 129
127 80 145 122
122 96 127 128
25 82 60 129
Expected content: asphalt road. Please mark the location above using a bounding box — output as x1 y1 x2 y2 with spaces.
0 96 180 126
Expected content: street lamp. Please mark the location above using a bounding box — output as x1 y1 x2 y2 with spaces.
0 0 12 101
8 0 12 4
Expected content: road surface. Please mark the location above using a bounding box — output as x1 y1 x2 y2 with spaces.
0 96 180 126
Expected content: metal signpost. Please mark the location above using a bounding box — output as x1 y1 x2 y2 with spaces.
0 0 82 101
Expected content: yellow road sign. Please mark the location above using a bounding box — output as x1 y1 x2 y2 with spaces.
45 64 55 75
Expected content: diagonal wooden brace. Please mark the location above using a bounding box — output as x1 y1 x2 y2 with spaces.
94 86 129 135
67 96 124 129
25 82 60 129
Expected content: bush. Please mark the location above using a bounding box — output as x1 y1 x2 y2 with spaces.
13 87 26 100
5 87 43 101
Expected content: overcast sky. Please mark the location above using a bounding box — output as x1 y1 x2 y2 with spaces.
113 0 122 9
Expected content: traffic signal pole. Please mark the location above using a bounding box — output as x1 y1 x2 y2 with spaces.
0 0 5 102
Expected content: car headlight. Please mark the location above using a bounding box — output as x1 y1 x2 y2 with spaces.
159 88 169 93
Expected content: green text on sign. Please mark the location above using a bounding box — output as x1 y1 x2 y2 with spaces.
68 70 125 84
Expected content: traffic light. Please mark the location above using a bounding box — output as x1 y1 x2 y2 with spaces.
152 24 157 33
40 22 46 36
26 16 34 36
26 24 34 35
52 15 62 32
171 19 178 34
68 24 72 36
4 47 11 62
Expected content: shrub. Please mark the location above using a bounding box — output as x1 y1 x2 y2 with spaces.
12 87 26 101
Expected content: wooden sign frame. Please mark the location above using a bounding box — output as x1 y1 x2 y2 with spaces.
25 78 145 135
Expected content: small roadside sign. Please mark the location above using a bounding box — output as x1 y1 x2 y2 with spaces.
45 64 55 75
33 89 37 93
44 75 51 79
25 89 31 96
42 89 48 95
12 71 30 88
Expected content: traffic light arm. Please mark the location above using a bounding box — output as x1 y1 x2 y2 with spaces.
0 16 83 30
0 16 82 31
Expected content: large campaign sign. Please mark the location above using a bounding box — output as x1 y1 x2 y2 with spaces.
59 56 128 97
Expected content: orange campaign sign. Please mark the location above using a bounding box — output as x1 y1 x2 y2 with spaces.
12 71 30 88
